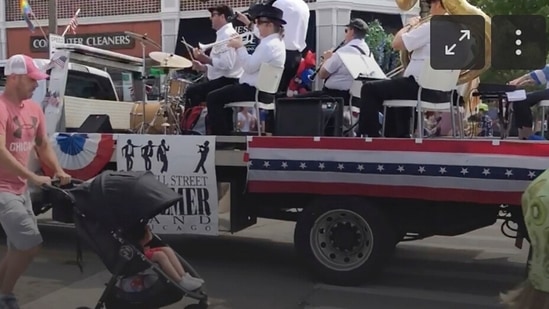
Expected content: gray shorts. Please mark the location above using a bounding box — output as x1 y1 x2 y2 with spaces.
0 191 43 250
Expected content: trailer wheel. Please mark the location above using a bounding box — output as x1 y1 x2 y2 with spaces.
294 200 395 286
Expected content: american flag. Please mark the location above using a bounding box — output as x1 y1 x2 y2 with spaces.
245 137 549 206
53 55 67 68
68 14 78 34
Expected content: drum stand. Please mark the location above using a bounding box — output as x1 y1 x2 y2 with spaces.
148 74 183 135
135 41 151 134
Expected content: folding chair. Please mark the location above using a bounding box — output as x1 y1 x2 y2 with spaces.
381 58 461 138
224 63 284 135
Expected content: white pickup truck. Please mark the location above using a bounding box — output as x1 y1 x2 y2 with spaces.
0 59 119 102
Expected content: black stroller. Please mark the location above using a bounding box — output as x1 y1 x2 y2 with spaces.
42 170 209 309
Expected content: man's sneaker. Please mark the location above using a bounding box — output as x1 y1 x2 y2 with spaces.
0 294 20 309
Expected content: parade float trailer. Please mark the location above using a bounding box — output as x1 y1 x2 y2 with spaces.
15 43 543 287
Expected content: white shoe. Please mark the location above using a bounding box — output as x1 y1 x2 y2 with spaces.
180 274 203 291
186 273 205 283
179 273 204 291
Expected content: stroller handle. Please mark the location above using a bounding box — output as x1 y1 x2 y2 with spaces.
41 178 85 204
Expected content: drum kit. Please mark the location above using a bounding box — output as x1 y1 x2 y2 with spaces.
125 31 200 135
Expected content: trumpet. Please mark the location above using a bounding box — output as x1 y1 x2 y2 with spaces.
308 40 346 81
198 32 255 51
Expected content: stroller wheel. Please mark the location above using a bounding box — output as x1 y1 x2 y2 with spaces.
184 299 208 309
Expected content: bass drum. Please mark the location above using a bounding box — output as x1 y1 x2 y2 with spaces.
129 102 164 134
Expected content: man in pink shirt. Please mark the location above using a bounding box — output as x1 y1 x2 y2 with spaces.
0 54 71 308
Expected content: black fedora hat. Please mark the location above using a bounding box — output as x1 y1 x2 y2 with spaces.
243 3 265 19
255 6 286 25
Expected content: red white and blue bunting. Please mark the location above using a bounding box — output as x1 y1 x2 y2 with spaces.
42 133 114 180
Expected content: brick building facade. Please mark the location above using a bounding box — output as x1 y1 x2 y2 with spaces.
0 0 413 61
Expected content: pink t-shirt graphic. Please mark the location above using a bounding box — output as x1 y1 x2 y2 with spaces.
0 95 46 194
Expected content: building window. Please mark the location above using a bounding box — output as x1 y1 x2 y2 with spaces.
6 0 161 21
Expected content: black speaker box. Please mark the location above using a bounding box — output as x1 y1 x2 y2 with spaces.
78 114 113 133
274 97 344 136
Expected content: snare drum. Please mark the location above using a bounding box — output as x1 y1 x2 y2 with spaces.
130 102 164 134
168 79 190 98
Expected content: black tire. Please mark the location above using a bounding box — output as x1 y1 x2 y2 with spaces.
294 198 396 286
185 301 209 309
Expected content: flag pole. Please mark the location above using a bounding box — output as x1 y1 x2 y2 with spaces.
61 8 80 37
30 13 49 41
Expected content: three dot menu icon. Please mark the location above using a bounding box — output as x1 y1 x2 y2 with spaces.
491 15 547 70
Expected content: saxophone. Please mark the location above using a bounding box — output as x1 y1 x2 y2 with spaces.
395 0 492 85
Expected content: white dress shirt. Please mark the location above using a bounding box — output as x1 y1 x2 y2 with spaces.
401 21 430 81
236 33 286 87
206 23 244 80
323 38 370 91
273 0 310 52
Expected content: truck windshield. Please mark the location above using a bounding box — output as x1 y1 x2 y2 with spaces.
65 70 117 101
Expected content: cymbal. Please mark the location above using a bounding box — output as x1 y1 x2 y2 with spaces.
124 31 161 49
152 64 190 70
149 52 192 69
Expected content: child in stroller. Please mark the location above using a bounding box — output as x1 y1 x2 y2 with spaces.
129 223 204 291
41 170 209 309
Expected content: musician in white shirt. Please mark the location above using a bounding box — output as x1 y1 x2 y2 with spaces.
358 0 449 138
236 0 309 92
206 6 286 135
311 18 370 103
186 5 244 107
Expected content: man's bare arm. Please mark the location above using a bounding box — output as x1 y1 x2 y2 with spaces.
318 67 330 80
34 135 63 173
0 135 35 179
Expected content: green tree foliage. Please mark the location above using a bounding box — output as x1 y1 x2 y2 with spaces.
419 0 431 17
468 0 549 84
364 20 401 73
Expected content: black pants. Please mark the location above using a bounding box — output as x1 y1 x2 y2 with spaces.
185 77 239 107
206 83 274 135
513 88 549 128
279 50 303 93
358 76 450 137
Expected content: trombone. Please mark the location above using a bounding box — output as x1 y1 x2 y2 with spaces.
197 32 255 51
386 65 404 78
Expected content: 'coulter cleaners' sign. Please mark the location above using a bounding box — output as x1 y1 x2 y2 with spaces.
30 32 135 52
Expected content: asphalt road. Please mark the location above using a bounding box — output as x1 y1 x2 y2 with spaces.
0 219 528 309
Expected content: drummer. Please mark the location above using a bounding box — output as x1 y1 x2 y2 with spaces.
186 4 244 107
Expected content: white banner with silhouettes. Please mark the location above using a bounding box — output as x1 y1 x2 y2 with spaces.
116 134 218 235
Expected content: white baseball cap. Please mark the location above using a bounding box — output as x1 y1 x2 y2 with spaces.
5 54 49 81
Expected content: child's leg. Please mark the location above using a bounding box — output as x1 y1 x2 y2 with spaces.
158 247 185 277
150 251 182 282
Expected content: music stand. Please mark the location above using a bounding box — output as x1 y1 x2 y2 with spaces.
472 83 518 139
